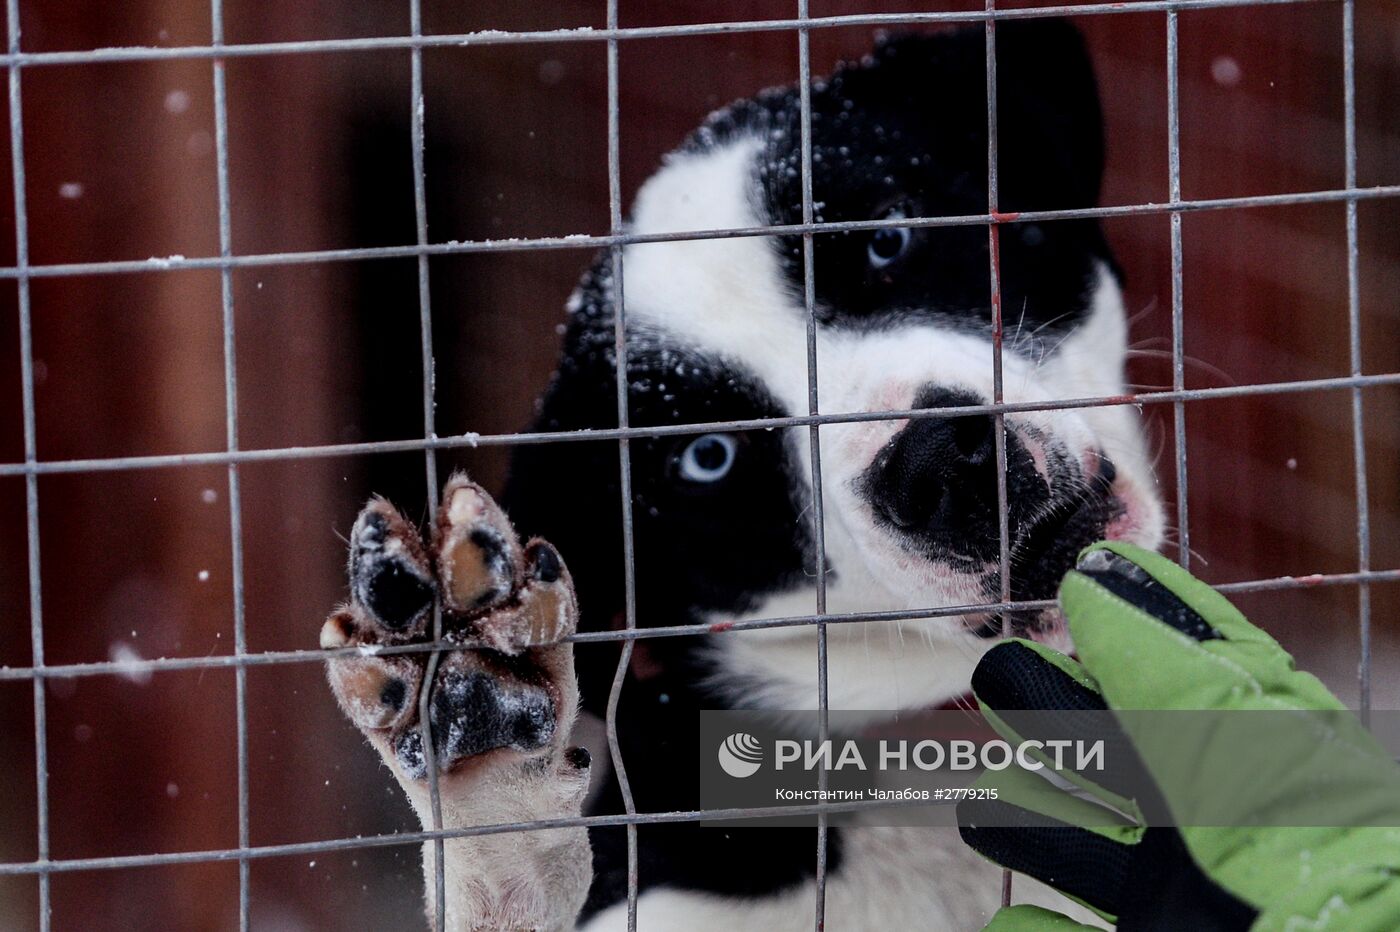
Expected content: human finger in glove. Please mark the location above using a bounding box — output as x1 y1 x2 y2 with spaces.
958 541 1400 932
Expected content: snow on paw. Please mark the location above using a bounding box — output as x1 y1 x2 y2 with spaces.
322 476 580 784
391 651 558 780
435 475 521 614
324 618 423 733
456 538 579 656
323 480 593 931
348 497 435 639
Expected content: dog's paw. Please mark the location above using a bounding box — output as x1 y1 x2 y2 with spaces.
324 477 594 928
322 475 585 786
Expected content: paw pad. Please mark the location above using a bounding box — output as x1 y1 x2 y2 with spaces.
349 503 435 637
323 473 578 778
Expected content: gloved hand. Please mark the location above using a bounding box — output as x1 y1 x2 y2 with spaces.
957 541 1400 931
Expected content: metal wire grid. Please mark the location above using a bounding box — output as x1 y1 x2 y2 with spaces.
1 2 1393 930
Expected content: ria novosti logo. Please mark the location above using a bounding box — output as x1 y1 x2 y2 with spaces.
716 732 1109 779
718 732 764 778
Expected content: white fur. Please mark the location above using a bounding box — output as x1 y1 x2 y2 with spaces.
404 761 592 932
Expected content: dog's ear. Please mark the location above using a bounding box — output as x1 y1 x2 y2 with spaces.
991 18 1107 210
869 19 1106 210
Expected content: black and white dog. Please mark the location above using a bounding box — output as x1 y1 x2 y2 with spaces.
320 19 1163 930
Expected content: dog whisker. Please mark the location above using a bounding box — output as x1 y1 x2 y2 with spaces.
1125 296 1160 330
1124 347 1237 385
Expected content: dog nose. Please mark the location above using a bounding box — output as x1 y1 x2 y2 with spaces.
869 389 1037 547
871 390 995 533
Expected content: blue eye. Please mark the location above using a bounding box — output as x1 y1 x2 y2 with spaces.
868 211 912 268
677 434 737 483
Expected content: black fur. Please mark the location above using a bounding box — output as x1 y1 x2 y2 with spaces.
688 19 1113 337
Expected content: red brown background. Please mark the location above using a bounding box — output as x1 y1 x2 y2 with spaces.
0 0 1396 927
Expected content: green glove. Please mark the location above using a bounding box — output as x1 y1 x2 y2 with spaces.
958 541 1400 931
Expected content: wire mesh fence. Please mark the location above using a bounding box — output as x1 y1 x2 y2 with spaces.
1 0 1395 929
